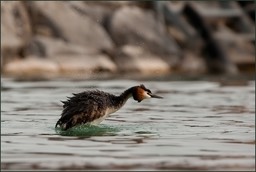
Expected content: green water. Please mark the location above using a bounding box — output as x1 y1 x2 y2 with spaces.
55 124 120 137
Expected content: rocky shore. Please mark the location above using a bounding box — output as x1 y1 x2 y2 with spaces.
1 1 255 79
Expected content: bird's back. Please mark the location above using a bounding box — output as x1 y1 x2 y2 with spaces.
56 90 114 130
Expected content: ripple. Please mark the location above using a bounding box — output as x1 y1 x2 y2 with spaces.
2 79 254 170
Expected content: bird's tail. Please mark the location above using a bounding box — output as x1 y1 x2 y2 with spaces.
55 118 72 131
55 119 61 128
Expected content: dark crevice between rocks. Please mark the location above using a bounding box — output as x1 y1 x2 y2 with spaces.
183 3 238 75
23 2 68 42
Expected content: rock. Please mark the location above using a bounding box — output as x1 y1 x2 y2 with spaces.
114 45 170 74
3 53 117 79
26 1 114 52
23 36 117 77
109 6 180 61
52 54 117 76
1 1 32 65
24 36 99 58
67 1 139 26
3 56 59 78
82 1 136 9
178 51 207 74
67 1 113 26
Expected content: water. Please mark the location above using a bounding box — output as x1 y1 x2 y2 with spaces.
1 78 255 170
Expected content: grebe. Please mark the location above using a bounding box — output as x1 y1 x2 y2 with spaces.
55 84 163 130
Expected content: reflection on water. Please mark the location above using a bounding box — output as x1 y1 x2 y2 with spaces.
1 78 255 170
55 124 120 137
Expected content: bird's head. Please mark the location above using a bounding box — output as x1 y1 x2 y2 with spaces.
132 84 163 102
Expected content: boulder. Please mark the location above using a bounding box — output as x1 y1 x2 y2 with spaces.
23 36 117 77
67 1 113 26
3 56 59 78
1 1 32 65
26 1 114 52
3 53 117 78
67 1 138 26
109 6 181 62
113 45 170 74
52 54 117 76
24 36 99 58
178 51 207 74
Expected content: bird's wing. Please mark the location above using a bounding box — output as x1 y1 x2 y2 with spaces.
56 92 107 130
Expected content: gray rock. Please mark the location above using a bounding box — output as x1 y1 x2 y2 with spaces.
67 1 139 26
1 1 32 65
24 36 99 58
3 56 59 78
23 36 117 76
178 51 207 74
67 1 113 26
3 53 117 78
114 45 170 74
109 6 181 58
52 54 117 76
26 1 114 52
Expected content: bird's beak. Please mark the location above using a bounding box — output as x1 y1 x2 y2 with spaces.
148 93 163 99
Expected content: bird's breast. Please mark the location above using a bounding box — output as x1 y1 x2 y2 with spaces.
105 107 119 116
89 107 119 125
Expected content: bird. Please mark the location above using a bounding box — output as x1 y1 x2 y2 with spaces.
55 84 163 130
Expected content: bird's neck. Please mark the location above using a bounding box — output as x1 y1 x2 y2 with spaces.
112 87 135 110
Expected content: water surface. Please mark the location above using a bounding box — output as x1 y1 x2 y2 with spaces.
1 78 255 170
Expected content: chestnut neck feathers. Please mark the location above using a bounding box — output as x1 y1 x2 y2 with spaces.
112 85 149 109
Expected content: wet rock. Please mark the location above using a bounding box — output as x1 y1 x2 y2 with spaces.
114 45 170 74
3 56 59 78
1 1 32 65
109 6 180 60
26 1 114 52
